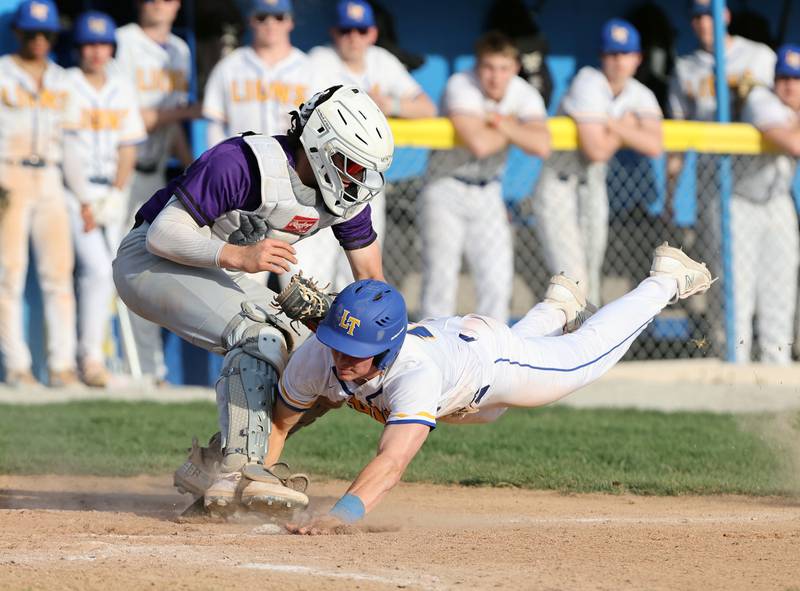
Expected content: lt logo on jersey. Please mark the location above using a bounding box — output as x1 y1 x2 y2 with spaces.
339 310 361 336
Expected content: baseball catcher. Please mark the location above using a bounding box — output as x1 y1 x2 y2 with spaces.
112 84 394 514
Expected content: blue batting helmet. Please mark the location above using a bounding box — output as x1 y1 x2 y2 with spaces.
316 280 407 370
74 11 116 45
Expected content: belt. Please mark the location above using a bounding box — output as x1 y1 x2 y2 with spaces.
3 155 51 168
453 175 501 187
88 176 112 185
135 162 159 175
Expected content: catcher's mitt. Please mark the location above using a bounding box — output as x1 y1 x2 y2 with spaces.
272 272 334 332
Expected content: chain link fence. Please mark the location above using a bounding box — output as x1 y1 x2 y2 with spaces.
382 146 800 362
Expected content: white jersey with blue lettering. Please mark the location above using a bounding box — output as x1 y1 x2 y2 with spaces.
668 35 775 121
64 67 147 183
113 23 190 170
202 46 312 138
280 276 685 427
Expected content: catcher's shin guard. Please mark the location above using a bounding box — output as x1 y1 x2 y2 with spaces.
216 323 288 474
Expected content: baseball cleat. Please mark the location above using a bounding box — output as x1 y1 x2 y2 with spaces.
543 273 597 333
650 242 717 302
174 433 222 497
241 481 310 515
204 471 243 512
240 463 310 514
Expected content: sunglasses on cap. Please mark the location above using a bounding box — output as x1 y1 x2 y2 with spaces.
254 13 289 22
338 27 369 36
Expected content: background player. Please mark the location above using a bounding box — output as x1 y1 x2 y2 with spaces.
62 11 147 387
114 0 198 383
668 0 776 124
284 0 436 291
271 243 714 534
729 45 800 364
113 85 393 513
202 0 312 147
419 31 550 323
0 0 78 388
533 18 662 304
667 0 776 354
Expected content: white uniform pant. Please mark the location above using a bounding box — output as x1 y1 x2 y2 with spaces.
67 188 120 366
533 163 609 304
454 275 677 424
0 164 76 373
730 193 799 364
419 177 513 322
125 168 168 378
279 190 386 292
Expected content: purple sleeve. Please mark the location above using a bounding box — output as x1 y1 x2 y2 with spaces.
172 141 257 227
331 204 377 250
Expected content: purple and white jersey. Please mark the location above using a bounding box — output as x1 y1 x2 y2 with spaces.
135 134 376 250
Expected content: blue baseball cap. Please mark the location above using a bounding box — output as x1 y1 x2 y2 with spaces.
14 0 60 32
776 44 800 78
336 0 375 29
74 11 116 45
600 19 640 54
250 0 293 17
691 0 713 17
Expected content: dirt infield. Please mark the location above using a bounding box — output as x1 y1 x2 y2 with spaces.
1 475 798 590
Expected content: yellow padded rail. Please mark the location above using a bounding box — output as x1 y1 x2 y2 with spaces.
388 116 778 155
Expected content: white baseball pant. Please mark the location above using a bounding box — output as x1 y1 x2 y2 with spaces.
0 164 76 373
113 224 308 355
419 177 513 322
447 275 677 424
125 168 169 379
730 193 799 364
533 162 609 304
67 185 120 367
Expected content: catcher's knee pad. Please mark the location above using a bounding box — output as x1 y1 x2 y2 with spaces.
216 323 288 472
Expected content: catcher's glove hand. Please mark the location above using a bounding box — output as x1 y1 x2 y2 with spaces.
273 272 334 332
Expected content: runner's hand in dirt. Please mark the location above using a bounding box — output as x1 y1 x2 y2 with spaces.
284 514 350 535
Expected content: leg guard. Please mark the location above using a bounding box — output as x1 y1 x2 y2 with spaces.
216 323 288 473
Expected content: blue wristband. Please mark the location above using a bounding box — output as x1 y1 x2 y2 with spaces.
329 493 366 523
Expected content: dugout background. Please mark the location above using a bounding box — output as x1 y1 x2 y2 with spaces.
1 0 799 384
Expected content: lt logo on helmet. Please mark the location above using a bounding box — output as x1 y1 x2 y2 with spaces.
338 309 361 336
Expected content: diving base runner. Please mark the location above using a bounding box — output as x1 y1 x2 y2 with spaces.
274 243 716 533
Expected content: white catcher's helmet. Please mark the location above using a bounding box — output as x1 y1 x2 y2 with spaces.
298 85 394 216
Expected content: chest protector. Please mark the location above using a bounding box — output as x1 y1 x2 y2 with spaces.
210 135 363 245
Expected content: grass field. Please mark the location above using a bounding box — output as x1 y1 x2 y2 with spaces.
0 401 797 495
